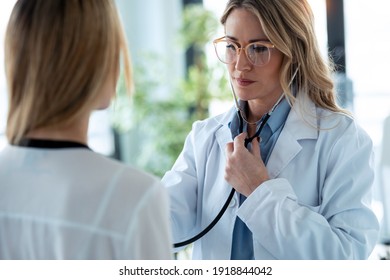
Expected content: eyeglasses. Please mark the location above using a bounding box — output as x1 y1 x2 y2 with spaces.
213 36 275 66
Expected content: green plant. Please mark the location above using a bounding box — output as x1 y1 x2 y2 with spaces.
111 4 230 177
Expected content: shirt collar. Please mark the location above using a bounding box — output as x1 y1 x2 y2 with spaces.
266 97 291 133
228 96 291 138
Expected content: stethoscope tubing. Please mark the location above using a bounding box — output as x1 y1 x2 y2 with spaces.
173 188 235 248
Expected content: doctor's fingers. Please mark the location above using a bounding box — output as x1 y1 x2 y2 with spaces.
226 142 234 155
231 133 261 159
226 132 247 155
233 132 248 152
249 137 261 159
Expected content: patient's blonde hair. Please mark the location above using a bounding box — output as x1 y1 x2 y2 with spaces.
5 0 133 144
221 0 348 115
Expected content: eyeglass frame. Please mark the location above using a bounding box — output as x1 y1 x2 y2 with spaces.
212 36 276 66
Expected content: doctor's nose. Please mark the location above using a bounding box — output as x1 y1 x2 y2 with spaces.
235 49 252 72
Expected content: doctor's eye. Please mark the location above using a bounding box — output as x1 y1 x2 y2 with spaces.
249 43 269 53
226 42 237 51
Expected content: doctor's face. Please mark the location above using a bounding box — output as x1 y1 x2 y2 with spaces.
224 8 284 110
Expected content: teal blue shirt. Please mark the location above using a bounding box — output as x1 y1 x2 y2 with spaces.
229 97 291 259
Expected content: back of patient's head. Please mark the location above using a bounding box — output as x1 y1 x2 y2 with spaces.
5 0 132 145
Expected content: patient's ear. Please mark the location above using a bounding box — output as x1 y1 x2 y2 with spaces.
95 73 117 110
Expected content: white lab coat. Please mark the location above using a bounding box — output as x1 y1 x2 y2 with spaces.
162 93 380 259
0 146 173 259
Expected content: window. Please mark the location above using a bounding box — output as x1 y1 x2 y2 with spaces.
344 0 390 241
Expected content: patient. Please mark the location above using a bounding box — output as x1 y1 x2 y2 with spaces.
0 0 172 259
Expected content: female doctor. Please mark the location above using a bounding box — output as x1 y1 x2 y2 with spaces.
162 0 379 259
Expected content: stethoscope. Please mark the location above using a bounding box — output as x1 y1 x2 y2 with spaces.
173 66 299 248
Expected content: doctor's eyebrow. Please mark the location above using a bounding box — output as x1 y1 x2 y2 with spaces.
225 35 271 44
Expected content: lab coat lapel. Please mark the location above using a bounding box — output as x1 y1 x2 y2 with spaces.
215 107 236 153
267 94 318 178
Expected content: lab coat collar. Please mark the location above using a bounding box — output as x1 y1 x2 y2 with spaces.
214 106 237 149
284 92 319 140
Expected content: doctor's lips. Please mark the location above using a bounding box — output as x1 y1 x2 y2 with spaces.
235 77 255 87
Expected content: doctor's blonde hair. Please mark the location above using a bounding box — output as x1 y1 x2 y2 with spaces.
5 0 133 145
221 0 347 115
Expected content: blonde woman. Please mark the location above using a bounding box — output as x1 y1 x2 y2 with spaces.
162 0 379 259
0 0 172 259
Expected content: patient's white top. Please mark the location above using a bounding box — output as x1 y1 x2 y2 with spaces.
0 143 172 259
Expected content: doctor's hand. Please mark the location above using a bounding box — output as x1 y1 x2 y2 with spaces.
224 132 270 197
